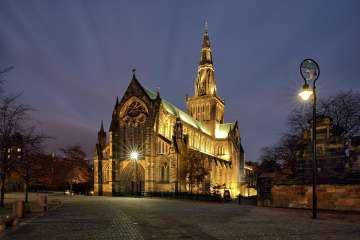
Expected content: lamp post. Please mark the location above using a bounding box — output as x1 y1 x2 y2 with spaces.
299 58 320 219
130 151 139 195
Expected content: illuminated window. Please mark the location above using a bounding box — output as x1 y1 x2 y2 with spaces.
158 139 169 155
206 140 210 153
196 134 200 149
157 140 161 153
103 165 110 182
201 136 205 152
190 131 193 147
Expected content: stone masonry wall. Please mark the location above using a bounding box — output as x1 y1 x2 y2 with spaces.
270 184 360 211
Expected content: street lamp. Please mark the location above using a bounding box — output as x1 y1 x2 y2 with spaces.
299 58 320 219
130 151 140 195
299 83 313 101
130 151 138 161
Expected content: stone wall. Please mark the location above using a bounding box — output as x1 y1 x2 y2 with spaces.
269 184 360 211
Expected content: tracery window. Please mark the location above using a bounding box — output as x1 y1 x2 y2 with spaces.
201 136 205 152
103 163 111 182
119 97 148 127
217 146 225 156
158 139 170 155
189 130 193 147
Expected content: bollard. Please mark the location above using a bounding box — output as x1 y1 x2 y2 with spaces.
38 195 48 212
13 201 24 218
0 222 5 232
41 195 48 212
43 195 48 212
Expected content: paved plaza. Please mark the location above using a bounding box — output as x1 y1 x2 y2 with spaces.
1 196 360 240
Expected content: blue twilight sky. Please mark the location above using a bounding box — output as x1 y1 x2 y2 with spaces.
0 0 359 161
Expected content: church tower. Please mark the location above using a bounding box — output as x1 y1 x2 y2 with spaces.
186 23 225 136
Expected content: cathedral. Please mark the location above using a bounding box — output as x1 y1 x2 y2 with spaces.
94 26 247 198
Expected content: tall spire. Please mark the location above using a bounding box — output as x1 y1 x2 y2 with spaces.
186 22 224 133
100 121 104 132
114 96 119 108
194 22 217 96
200 21 212 65
98 121 106 147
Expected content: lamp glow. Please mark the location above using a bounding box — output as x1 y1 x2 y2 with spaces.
130 151 138 160
299 83 313 101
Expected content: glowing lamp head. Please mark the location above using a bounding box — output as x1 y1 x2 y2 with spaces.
299 83 313 101
130 151 138 160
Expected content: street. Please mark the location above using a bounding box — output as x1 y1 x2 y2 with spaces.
2 196 360 240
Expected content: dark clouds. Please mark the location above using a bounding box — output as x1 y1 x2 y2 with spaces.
1 0 359 161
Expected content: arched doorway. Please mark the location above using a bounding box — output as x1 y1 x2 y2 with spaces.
119 161 145 195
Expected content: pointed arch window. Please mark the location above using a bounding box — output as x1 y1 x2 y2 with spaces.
119 97 148 127
160 162 170 183
103 163 111 183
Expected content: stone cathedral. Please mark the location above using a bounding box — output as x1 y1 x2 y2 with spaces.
94 26 247 197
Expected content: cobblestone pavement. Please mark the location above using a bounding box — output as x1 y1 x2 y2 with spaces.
1 196 143 240
2 196 360 240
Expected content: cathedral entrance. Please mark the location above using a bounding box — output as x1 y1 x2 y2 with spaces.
119 161 145 195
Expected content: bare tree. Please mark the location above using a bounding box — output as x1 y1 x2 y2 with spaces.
60 145 90 193
319 91 360 138
258 135 303 176
287 106 312 136
180 156 209 194
0 66 14 76
287 90 360 138
0 66 14 95
276 134 304 176
0 95 31 206
257 145 281 175
15 127 48 202
259 90 360 176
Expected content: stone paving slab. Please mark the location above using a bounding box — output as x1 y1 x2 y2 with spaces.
1 197 143 240
1 196 360 240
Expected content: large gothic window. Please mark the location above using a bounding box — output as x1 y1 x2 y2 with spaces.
120 97 148 127
103 162 111 183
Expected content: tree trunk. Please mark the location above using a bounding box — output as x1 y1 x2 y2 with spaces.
25 168 29 203
24 182 29 203
0 174 6 207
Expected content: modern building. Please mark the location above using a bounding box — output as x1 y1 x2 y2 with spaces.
94 26 247 197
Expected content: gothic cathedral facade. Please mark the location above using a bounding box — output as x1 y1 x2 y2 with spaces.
94 27 246 198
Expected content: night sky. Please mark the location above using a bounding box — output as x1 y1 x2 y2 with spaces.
1 1 359 161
